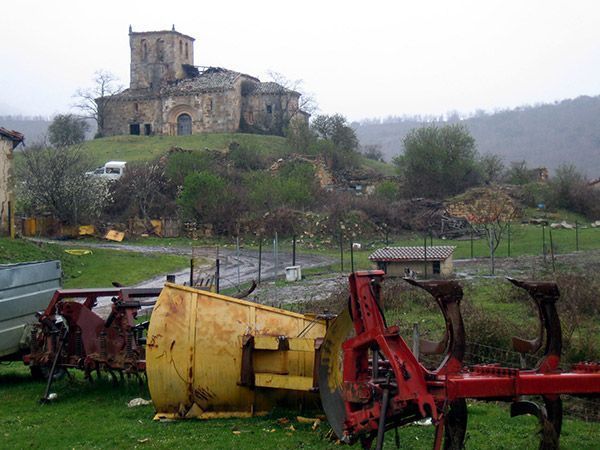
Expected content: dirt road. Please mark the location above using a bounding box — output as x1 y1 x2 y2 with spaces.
29 238 334 290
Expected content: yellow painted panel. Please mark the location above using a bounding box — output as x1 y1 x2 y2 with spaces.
253 336 280 350
254 373 314 391
79 225 95 236
288 338 316 352
147 283 326 419
105 229 125 242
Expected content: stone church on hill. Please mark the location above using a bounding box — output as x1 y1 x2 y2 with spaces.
99 27 308 137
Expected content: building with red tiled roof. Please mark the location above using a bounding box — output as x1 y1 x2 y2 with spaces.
369 246 456 277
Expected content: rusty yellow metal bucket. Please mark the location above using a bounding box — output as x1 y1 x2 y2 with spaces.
146 283 326 419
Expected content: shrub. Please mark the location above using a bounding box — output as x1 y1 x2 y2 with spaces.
165 150 219 186
228 142 268 171
177 171 241 233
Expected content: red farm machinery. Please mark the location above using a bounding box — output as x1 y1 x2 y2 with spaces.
23 287 161 401
318 271 600 449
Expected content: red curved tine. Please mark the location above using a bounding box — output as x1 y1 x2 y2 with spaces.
506 278 562 371
403 278 466 375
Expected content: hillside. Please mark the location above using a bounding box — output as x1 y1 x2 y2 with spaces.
0 116 51 143
76 133 395 177
354 95 600 176
78 133 292 167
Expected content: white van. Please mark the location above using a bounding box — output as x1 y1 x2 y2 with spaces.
86 161 127 180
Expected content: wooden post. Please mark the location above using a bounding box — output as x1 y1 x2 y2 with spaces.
292 235 296 266
575 221 579 251
350 241 355 273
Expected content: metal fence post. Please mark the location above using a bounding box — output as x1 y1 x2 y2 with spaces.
507 222 511 257
423 235 428 277
339 224 344 272
412 323 420 360
258 238 262 284
549 227 556 273
292 235 296 266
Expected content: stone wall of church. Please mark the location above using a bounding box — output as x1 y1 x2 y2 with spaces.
101 97 162 136
130 31 195 90
161 83 243 135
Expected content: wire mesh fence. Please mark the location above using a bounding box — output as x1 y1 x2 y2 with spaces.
417 337 600 422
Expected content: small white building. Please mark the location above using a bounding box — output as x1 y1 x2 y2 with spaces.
369 246 456 277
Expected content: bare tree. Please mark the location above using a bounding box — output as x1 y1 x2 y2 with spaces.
17 144 110 225
448 187 519 274
73 70 123 137
267 71 318 117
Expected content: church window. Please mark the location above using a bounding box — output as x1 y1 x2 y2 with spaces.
177 114 192 136
247 111 254 124
144 124 152 135
179 40 183 55
185 42 189 59
207 98 213 112
157 39 165 61
129 124 140 135
141 40 148 62
134 102 139 112
266 104 272 114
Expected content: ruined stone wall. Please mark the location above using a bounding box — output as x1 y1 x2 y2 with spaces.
0 138 14 234
130 31 194 90
242 92 301 135
102 97 162 136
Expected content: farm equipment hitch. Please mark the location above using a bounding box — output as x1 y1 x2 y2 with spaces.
319 271 600 449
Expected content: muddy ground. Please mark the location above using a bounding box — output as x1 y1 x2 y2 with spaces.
247 249 600 309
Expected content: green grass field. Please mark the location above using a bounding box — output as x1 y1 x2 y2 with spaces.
2 237 599 448
1 344 599 449
0 238 188 288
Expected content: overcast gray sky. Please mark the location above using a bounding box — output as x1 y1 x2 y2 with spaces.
2 0 600 121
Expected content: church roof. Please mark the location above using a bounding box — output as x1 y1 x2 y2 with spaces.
243 81 299 96
108 67 298 100
164 67 258 94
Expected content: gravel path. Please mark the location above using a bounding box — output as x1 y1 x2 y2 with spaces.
28 238 335 311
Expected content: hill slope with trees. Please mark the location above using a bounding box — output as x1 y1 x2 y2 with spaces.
355 95 600 176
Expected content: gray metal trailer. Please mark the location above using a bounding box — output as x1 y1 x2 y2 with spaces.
0 260 62 360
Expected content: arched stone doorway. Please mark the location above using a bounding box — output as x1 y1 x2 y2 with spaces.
177 113 192 135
